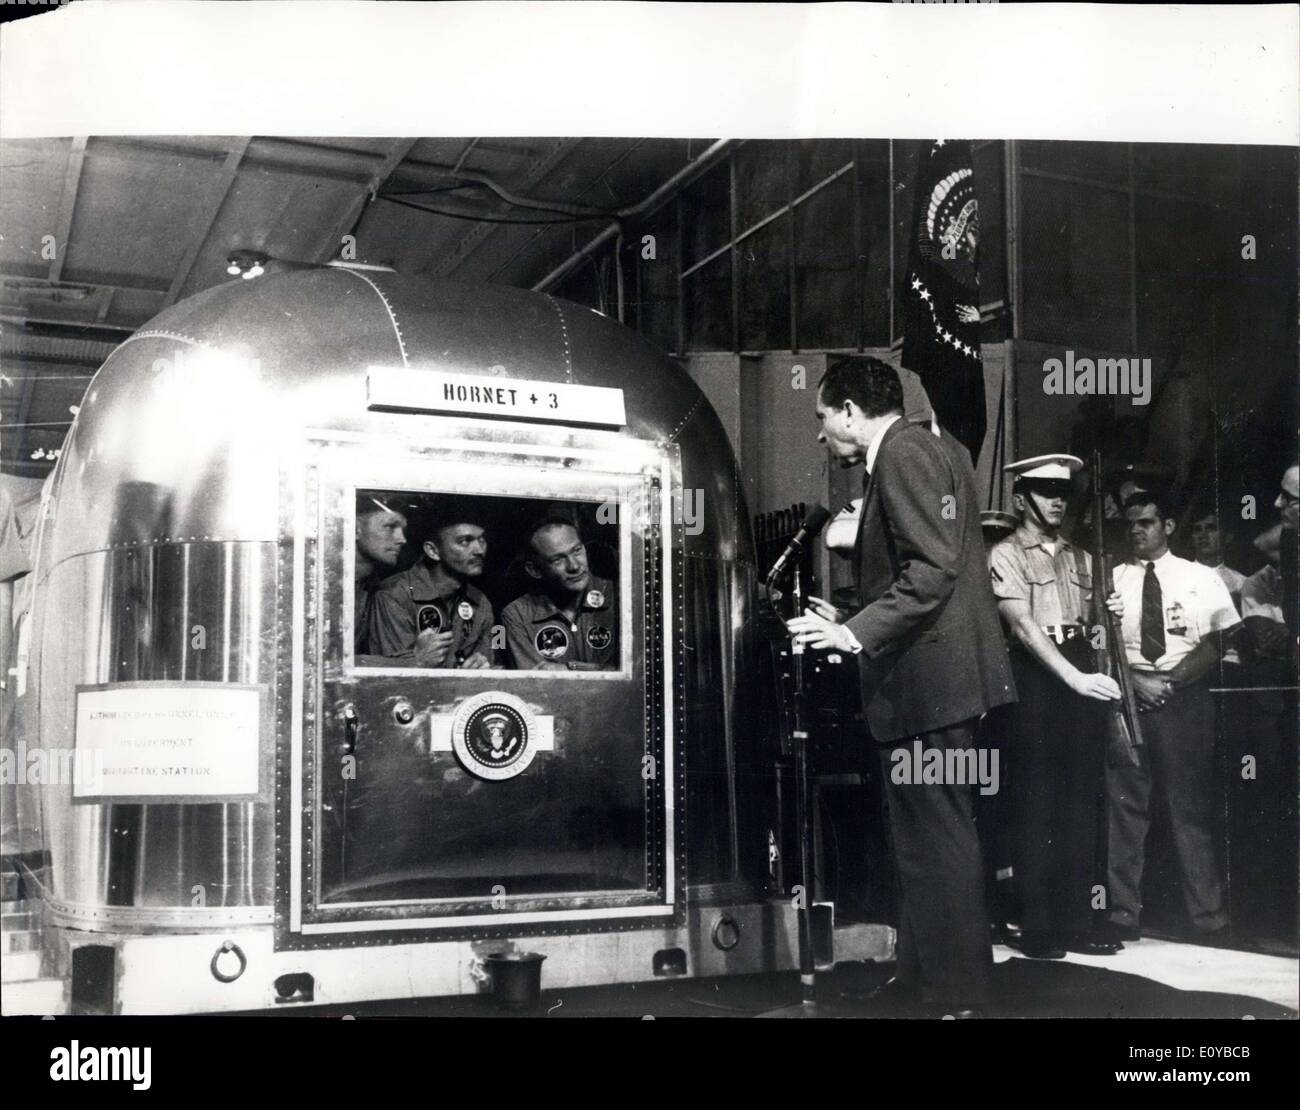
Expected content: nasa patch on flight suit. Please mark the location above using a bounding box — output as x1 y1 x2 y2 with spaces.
535 623 570 660
457 599 475 622
451 691 538 781
417 603 444 633
586 625 612 651
585 589 605 609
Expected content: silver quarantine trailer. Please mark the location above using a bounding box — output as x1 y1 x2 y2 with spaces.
10 267 820 1013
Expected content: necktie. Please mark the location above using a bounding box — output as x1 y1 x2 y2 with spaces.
1140 561 1166 663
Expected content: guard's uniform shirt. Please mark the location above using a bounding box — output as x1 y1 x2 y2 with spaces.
368 561 494 666
1113 550 1239 673
988 526 1093 627
502 576 618 670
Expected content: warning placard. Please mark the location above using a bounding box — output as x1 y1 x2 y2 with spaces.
73 683 264 801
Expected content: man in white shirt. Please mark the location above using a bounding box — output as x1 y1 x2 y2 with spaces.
1100 490 1240 945
1189 510 1246 604
1188 510 1245 675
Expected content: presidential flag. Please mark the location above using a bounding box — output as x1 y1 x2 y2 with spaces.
901 139 986 461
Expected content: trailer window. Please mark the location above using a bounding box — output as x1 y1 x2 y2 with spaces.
352 490 626 674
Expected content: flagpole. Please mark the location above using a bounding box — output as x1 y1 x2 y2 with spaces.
986 381 1006 511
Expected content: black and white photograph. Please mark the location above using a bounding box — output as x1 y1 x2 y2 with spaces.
0 0 1295 1089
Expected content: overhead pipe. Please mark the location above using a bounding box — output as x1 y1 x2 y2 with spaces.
432 169 607 220
531 140 737 297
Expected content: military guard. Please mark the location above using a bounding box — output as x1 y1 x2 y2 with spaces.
988 454 1126 958
502 517 618 671
368 502 494 669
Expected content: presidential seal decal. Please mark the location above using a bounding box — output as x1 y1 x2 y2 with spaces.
535 624 570 660
451 691 538 781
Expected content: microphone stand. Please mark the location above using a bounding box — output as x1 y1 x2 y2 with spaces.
759 557 822 1017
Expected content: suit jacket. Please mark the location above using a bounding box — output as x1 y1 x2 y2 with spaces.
845 418 1016 742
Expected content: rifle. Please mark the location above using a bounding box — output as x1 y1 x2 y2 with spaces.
1091 451 1143 767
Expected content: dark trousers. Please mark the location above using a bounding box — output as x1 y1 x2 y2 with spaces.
1223 684 1298 942
1009 644 1105 940
878 719 992 1007
974 704 1015 928
1105 683 1226 931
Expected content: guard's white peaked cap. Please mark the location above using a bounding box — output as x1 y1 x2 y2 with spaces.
1003 454 1084 481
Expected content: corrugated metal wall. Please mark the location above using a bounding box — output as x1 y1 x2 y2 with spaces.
551 139 1294 556
552 138 1009 356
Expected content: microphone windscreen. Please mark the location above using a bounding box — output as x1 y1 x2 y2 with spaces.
802 504 832 536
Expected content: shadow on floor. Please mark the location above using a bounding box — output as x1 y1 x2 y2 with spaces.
266 957 1295 1019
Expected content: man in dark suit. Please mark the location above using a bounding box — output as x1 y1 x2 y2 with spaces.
788 355 1016 1016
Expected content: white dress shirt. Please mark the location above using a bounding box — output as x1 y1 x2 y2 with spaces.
1212 562 1247 600
1210 562 1246 664
838 415 904 655
1112 549 1240 672
865 414 903 474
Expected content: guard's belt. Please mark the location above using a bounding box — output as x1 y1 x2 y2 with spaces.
1041 624 1088 644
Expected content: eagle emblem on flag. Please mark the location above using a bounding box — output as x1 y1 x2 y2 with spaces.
902 139 987 462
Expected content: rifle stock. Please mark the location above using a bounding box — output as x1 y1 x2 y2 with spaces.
1091 451 1144 766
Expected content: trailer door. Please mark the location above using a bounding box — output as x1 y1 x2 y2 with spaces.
276 428 683 948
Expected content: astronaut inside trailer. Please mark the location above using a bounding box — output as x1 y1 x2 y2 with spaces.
354 492 621 671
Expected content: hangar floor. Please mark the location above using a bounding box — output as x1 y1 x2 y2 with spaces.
259 939 1298 1019
3 889 1294 1018
3 892 1295 1017
4 947 1295 1019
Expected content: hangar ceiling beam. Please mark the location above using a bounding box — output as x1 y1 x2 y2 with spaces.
436 137 585 278
313 138 419 264
48 137 87 285
531 139 736 293
0 313 134 335
164 138 252 308
486 139 648 282
451 138 479 174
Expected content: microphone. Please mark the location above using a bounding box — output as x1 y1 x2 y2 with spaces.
766 503 831 584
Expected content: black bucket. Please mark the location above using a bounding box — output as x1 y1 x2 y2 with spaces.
483 951 547 1010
